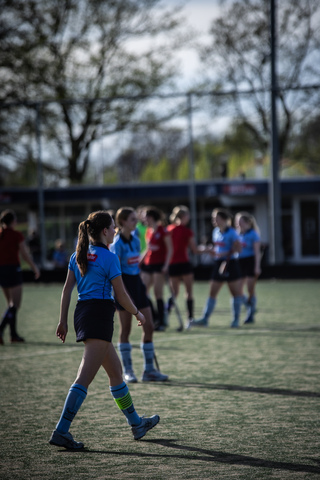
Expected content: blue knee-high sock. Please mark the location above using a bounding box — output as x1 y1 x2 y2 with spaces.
110 381 141 426
56 383 87 434
250 296 257 313
118 343 133 373
202 297 216 322
231 296 242 326
246 296 257 322
141 342 154 372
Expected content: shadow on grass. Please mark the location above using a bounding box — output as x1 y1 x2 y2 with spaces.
161 381 320 398
61 439 320 474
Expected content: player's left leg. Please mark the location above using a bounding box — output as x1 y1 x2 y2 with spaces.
103 342 161 438
118 310 137 383
7 285 23 342
228 279 243 328
182 273 194 322
140 305 168 381
154 272 166 330
50 339 110 449
244 276 257 324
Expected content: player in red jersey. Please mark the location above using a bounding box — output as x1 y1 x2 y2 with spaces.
140 207 172 331
0 210 40 344
167 205 203 327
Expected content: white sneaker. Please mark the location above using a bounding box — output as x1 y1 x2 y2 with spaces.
49 430 84 449
185 318 194 330
124 371 138 383
131 415 160 440
141 369 169 382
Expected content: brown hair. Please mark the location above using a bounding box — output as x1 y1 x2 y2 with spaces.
145 206 164 224
115 207 135 229
212 208 233 224
76 210 113 276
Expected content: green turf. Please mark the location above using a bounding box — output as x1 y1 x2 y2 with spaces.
0 280 319 479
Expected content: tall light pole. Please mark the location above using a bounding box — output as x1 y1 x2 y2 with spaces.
269 0 282 264
35 103 47 268
187 93 198 250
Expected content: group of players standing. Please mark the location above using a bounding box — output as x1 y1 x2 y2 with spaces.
109 204 261 384
116 204 261 330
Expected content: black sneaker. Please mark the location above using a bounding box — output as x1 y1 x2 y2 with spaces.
11 335 25 343
49 430 84 449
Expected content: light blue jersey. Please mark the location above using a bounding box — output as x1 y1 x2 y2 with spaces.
212 226 240 260
109 233 141 276
68 243 121 301
239 229 260 258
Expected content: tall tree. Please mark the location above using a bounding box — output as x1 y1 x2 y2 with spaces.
289 114 320 175
198 0 320 159
0 0 187 184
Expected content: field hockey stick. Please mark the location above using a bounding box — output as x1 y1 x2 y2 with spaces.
218 256 230 278
218 241 240 278
154 350 160 371
166 276 184 332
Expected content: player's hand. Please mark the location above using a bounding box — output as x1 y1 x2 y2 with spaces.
56 322 68 343
34 266 41 280
135 311 145 326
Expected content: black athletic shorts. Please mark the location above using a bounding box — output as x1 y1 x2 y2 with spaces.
74 299 116 343
0 265 23 288
115 274 150 311
169 262 193 277
238 256 255 278
140 263 164 274
211 258 242 283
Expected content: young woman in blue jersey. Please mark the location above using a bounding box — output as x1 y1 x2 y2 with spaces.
49 211 160 450
189 208 243 329
235 211 261 324
110 207 168 383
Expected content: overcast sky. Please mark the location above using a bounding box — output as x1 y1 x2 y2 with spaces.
162 0 222 88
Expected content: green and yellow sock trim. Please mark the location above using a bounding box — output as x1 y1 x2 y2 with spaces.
114 391 133 410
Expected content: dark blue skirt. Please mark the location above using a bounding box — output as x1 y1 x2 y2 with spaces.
74 299 116 343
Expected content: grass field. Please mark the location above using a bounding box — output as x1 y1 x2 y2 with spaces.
0 279 320 480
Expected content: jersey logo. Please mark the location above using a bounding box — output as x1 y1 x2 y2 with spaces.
128 255 140 265
87 253 98 262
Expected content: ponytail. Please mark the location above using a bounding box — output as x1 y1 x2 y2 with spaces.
76 211 113 277
76 221 90 277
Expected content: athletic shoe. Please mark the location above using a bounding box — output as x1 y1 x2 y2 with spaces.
131 415 160 440
141 369 168 382
230 321 239 328
124 371 138 383
185 318 194 329
191 318 208 327
11 335 25 343
49 430 84 449
244 317 254 324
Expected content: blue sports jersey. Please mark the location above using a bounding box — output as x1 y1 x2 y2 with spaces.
239 229 260 258
68 243 121 301
109 233 141 276
212 226 240 260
